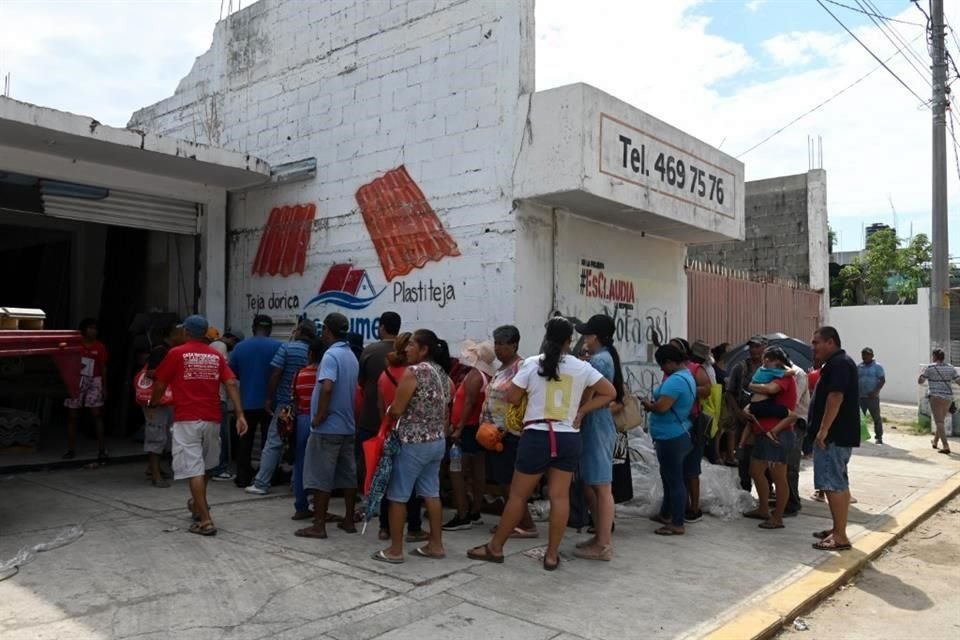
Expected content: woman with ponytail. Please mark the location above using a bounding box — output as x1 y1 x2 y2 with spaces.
467 317 616 571
374 329 454 564
572 314 623 561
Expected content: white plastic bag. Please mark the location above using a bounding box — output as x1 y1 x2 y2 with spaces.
0 525 84 574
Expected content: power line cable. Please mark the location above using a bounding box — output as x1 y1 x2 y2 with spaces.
737 34 925 157
816 0 929 106
821 0 925 26
860 0 932 72
853 0 931 87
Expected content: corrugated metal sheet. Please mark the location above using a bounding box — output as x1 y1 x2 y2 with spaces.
42 188 198 235
355 165 460 281
251 203 316 277
687 265 822 346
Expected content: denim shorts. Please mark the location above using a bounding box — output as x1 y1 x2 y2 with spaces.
515 429 581 475
303 434 357 492
580 419 616 485
486 431 520 486
387 438 445 502
813 443 852 492
752 430 796 465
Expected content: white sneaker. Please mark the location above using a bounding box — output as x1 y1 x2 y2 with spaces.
245 485 268 496
211 471 235 482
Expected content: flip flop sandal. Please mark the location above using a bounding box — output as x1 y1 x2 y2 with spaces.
758 521 785 530
812 530 833 540
743 510 769 520
939 449 952 455
543 556 560 571
813 539 852 551
189 522 217 537
467 543 505 564
371 550 404 564
510 527 539 539
412 545 446 559
294 527 328 539
654 526 684 536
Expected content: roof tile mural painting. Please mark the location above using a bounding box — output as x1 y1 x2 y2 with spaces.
251 203 317 277
355 165 461 281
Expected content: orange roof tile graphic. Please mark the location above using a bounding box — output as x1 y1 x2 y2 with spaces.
355 165 460 281
251 203 317 277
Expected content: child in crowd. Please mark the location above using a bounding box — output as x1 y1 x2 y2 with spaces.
745 365 795 421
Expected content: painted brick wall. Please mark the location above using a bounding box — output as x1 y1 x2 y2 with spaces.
687 172 813 284
130 0 534 343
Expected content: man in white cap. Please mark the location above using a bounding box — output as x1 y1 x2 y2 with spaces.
151 314 248 536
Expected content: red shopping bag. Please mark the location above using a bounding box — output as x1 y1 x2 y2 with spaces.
133 366 173 407
363 416 394 494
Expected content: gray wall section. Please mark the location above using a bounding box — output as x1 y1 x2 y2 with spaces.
688 172 811 283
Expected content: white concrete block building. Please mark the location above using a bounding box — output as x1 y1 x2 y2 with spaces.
129 0 744 396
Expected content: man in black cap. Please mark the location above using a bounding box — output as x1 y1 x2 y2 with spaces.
295 312 361 539
356 311 402 484
246 319 317 501
725 335 768 491
229 314 281 488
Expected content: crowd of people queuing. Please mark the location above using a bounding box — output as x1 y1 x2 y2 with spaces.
63 309 958 560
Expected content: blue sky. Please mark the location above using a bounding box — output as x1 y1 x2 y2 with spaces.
0 0 955 259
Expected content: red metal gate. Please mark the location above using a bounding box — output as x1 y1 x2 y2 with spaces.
687 262 822 347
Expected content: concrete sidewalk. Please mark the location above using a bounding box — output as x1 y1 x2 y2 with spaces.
1 431 958 640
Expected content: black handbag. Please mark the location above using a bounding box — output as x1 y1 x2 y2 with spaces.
612 433 634 504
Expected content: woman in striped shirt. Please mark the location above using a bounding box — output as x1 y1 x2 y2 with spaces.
919 348 959 455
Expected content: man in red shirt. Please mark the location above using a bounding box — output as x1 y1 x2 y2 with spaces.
151 315 248 536
64 318 110 462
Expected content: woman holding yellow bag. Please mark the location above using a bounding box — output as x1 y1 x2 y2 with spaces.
481 325 538 538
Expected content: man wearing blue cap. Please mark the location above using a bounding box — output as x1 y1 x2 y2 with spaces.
151 315 248 536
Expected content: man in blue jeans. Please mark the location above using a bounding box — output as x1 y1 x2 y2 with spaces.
245 319 315 496
857 347 886 444
229 315 281 488
809 326 861 552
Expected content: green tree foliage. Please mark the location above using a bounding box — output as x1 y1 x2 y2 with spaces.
833 229 931 306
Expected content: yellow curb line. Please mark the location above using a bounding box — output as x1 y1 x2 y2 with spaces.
702 470 960 640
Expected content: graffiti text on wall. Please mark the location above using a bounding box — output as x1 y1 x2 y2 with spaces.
579 259 636 304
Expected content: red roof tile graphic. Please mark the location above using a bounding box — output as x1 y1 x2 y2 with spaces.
355 165 460 281
251 203 317 277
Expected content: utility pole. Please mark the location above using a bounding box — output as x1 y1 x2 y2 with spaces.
931 0 951 356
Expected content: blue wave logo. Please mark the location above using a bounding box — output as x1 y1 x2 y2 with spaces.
303 287 385 310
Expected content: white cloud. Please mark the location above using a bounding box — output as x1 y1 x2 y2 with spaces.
746 0 766 12
762 31 847 67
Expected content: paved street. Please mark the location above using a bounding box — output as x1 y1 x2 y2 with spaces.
1 431 958 640
777 493 960 639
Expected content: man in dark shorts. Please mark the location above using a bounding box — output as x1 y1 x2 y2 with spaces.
295 313 360 539
809 326 861 551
